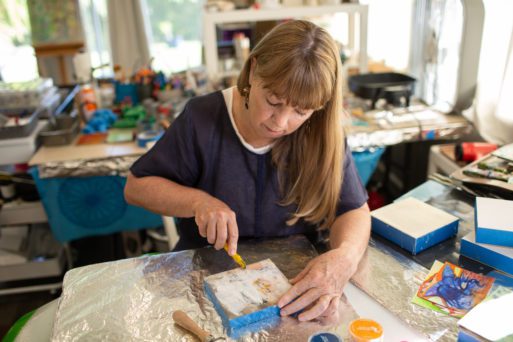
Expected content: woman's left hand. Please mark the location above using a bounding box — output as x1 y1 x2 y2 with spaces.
277 248 357 322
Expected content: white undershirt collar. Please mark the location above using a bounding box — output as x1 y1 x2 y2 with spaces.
222 87 273 155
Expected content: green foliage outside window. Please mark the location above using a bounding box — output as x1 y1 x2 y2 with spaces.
0 0 32 46
146 0 205 43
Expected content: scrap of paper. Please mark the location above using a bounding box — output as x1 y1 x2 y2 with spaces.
458 292 513 341
412 261 448 315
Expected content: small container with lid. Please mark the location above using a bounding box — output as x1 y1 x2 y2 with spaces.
349 318 383 342
0 178 16 201
308 331 342 342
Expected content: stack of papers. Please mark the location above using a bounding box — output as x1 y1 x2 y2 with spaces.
492 143 513 163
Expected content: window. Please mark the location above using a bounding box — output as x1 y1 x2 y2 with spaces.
0 0 39 82
79 0 112 78
360 0 413 71
143 0 205 74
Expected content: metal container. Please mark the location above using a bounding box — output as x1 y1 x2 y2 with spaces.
0 107 42 140
39 110 80 146
0 85 77 140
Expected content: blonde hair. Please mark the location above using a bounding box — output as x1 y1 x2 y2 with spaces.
237 20 345 229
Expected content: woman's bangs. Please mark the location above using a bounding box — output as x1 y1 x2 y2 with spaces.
260 63 332 111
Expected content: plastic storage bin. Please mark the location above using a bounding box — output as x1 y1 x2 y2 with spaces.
0 120 46 165
0 78 54 110
352 148 385 186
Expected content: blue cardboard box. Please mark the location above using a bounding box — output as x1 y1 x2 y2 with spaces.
371 197 459 255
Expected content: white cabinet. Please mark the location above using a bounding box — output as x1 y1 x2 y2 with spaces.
203 3 368 79
0 203 66 295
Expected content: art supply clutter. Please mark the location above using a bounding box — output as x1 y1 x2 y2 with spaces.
451 142 513 197
0 78 56 110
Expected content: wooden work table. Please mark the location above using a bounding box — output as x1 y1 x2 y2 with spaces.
28 139 147 166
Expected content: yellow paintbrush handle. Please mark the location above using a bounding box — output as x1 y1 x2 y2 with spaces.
224 244 246 269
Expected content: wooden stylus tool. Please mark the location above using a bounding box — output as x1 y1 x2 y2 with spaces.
172 310 225 342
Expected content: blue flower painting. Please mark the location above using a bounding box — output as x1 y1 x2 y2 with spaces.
417 262 494 317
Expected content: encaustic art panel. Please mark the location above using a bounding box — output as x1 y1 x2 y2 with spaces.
204 259 291 332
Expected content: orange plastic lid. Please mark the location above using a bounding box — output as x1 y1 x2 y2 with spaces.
349 319 383 342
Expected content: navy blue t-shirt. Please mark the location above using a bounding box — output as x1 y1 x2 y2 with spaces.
130 91 368 250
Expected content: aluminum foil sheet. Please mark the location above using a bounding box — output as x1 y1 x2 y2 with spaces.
352 238 456 341
37 156 140 179
347 182 478 341
51 235 359 341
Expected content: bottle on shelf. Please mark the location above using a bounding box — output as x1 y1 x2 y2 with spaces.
233 32 250 69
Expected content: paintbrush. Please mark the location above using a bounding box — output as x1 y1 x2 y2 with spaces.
224 243 246 269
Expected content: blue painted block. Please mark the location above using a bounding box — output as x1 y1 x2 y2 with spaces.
204 259 289 337
371 197 459 255
475 197 513 248
204 284 280 336
460 232 513 276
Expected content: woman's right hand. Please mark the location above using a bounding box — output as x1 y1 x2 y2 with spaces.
193 196 239 255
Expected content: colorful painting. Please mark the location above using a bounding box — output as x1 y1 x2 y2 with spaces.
27 0 83 45
416 261 494 317
204 259 291 322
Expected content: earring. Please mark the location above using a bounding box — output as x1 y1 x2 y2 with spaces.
242 86 251 109
304 119 311 133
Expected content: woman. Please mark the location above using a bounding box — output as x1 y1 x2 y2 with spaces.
125 20 371 322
